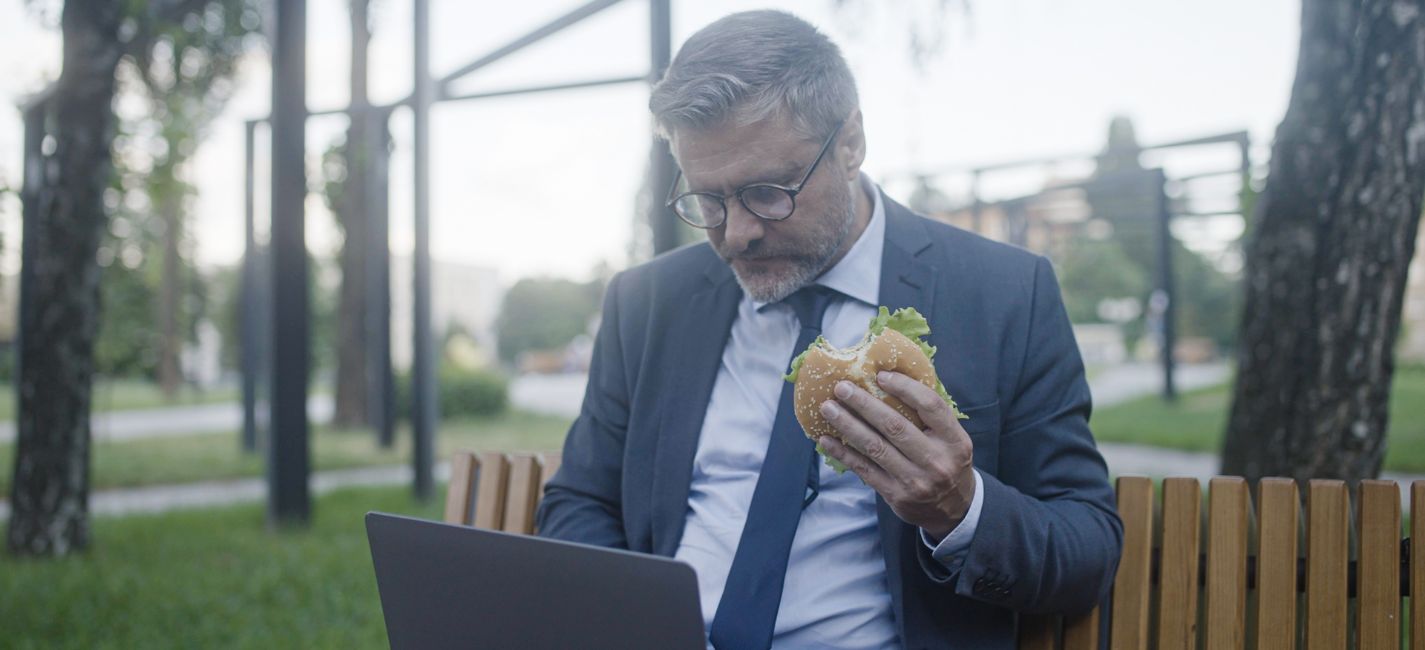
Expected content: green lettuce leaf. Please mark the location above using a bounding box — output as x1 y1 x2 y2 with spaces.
783 335 827 382
869 307 967 420
783 307 967 422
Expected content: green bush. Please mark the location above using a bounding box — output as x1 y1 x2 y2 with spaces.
396 367 509 420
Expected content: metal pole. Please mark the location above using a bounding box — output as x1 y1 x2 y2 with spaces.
1238 133 1253 225
241 120 258 454
1154 168 1177 401
411 0 436 500
437 0 626 91
268 0 311 525
649 0 679 255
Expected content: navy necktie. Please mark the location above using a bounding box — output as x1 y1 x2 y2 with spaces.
709 285 839 650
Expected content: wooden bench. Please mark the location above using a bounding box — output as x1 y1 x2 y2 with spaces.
444 452 1425 649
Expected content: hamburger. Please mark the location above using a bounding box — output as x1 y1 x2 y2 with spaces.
784 307 967 472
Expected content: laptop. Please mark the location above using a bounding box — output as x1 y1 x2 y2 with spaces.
365 512 706 650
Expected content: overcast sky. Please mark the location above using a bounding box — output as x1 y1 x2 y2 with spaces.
0 0 1298 284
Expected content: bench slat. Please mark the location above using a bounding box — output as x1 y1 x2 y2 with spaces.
1407 478 1419 650
539 453 562 494
1206 477 1248 650
1254 478 1299 650
1157 477 1202 650
530 453 561 535
501 454 544 535
1017 613 1056 650
472 452 511 530
443 451 478 525
1358 480 1401 650
1305 480 1348 650
1414 482 1425 650
1110 476 1154 650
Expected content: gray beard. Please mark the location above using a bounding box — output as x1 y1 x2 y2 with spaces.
726 182 857 303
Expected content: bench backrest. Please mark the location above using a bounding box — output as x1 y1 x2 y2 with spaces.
443 451 561 533
443 453 1423 650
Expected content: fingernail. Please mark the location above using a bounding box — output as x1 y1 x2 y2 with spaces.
877 371 891 384
820 401 839 418
834 381 852 399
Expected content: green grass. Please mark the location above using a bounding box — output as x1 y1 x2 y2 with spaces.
1092 366 1425 473
0 485 441 649
0 410 573 494
0 379 243 420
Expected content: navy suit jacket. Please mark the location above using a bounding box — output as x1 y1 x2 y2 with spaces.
536 194 1123 649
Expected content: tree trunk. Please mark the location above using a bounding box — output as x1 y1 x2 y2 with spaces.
1220 0 1425 482
157 185 183 397
6 0 122 557
332 0 371 428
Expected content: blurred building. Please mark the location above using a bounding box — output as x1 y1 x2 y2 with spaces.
912 180 1095 259
909 118 1162 260
391 255 502 370
906 117 1211 366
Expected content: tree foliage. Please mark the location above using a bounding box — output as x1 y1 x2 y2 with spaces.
495 277 605 365
96 0 260 386
1057 238 1149 325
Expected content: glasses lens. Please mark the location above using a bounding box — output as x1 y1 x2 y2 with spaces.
673 194 724 228
741 186 795 220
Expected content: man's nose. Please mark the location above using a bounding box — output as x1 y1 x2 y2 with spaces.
721 201 765 255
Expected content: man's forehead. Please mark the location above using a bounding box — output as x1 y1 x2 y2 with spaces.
672 120 817 189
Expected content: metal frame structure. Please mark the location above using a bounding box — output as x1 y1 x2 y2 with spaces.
268 0 311 525
245 0 676 517
914 131 1252 401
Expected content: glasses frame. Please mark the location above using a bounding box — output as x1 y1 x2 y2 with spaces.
665 120 846 229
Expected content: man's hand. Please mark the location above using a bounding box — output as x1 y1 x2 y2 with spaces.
816 371 975 541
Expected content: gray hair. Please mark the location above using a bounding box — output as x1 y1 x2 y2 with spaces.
650 10 859 142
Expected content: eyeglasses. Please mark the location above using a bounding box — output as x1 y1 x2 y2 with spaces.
665 120 845 229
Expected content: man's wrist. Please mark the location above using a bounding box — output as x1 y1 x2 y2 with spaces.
920 468 985 566
924 467 978 542
923 519 960 544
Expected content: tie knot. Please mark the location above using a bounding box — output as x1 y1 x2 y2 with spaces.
783 285 839 333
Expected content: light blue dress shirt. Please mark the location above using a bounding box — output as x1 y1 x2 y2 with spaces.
673 177 985 649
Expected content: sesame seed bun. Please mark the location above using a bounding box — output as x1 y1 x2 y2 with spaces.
791 327 940 443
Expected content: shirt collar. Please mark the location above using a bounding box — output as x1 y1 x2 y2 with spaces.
751 174 885 311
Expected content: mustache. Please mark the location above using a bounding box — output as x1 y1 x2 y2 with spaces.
720 244 804 263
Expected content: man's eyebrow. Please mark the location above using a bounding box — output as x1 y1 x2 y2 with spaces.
690 162 805 192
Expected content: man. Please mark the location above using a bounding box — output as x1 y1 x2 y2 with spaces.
537 10 1122 649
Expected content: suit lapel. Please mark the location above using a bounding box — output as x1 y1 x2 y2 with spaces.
875 194 940 644
650 258 742 556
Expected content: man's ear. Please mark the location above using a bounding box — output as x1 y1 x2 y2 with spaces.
837 109 868 182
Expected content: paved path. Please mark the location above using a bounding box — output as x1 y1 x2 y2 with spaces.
507 362 1235 419
6 444 1424 521
1098 441 1425 507
0 396 334 443
24 361 1387 521
1089 361 1230 407
0 362 1228 445
509 373 589 419
0 462 450 520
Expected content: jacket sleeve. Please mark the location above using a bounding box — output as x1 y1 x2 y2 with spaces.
923 255 1123 616
534 272 632 549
